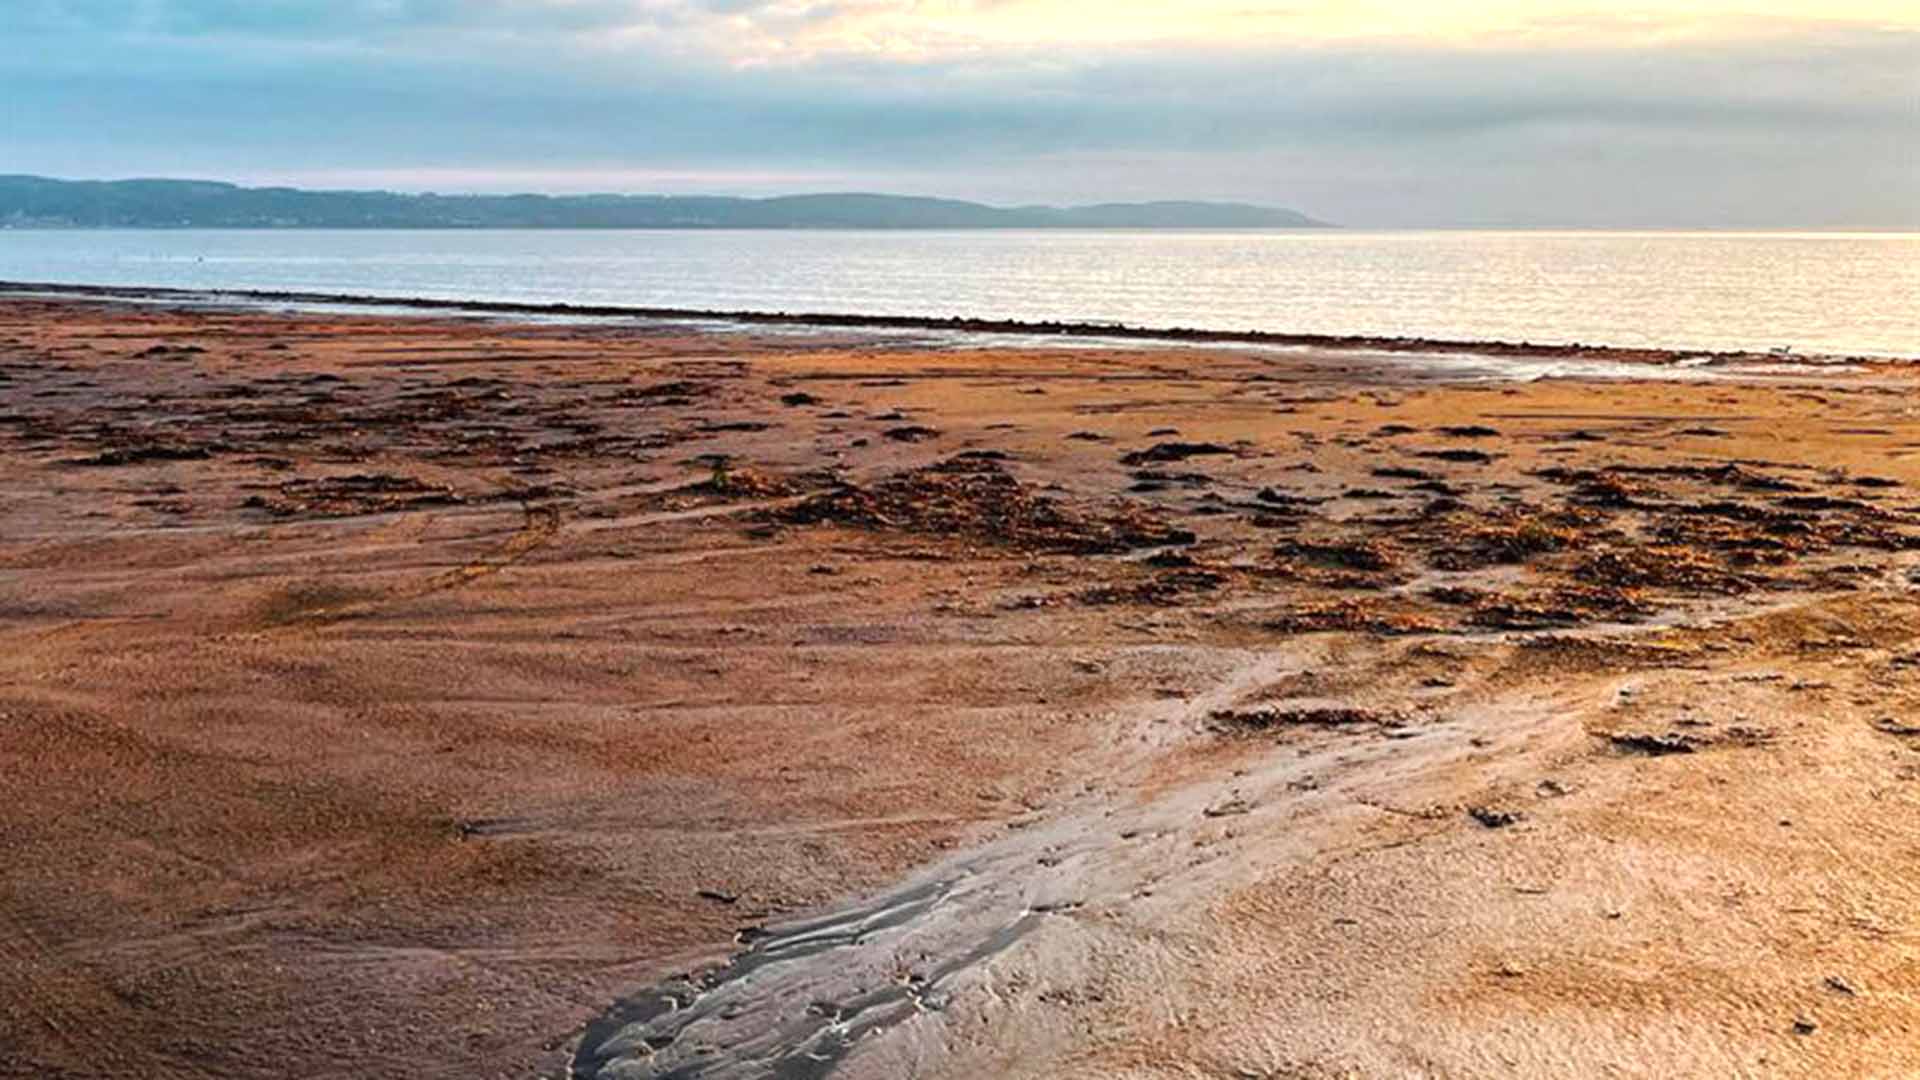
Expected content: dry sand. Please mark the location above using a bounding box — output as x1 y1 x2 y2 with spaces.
1 297 1917 1078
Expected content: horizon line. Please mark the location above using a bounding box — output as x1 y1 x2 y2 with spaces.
7 174 1913 232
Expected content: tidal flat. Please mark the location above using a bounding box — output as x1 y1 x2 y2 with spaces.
2 297 1918 1078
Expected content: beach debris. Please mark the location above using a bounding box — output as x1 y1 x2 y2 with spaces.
1465 586 1651 630
1078 569 1225 606
1468 805 1523 829
1120 441 1234 465
242 472 465 517
1274 538 1402 572
1573 547 1752 594
1415 448 1498 464
1605 731 1699 756
70 441 221 466
1128 469 1212 491
1594 462 1805 493
1269 537 1409 589
1602 724 1775 756
773 456 1193 554
883 425 941 442
618 380 712 405
1850 475 1902 489
134 343 206 360
1425 506 1593 570
1209 705 1397 733
1264 599 1445 636
687 465 804 499
1255 488 1322 509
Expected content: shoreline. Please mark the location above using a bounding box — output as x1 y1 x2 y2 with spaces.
0 278 1899 367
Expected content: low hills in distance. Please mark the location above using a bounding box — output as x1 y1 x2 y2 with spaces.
0 175 1328 230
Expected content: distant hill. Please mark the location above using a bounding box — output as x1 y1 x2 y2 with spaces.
0 176 1329 230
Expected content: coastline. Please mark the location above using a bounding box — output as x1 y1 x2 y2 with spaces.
3 295 1919 1078
1 278 1904 367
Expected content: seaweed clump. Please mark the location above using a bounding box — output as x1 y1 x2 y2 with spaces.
775 456 1194 554
242 473 465 517
1425 506 1598 570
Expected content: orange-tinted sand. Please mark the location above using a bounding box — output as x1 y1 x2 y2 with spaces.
2 298 1917 1078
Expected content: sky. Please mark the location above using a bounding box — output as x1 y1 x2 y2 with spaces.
3 1 1917 227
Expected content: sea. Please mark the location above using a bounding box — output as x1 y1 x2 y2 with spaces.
0 228 1913 359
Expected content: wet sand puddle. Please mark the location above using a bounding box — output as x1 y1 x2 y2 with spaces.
569 649 1367 1080
570 874 1047 1079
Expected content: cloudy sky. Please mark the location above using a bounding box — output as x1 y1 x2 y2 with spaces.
4 1 1916 226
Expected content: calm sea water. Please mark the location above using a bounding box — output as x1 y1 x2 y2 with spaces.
1 228 1914 358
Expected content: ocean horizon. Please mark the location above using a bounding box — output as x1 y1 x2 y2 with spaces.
3 227 1913 359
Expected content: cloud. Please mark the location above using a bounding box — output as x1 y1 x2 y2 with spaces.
7 1 644 35
3 3 1915 225
15 2 1911 58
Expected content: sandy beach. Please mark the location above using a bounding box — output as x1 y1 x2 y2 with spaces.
3 295 1918 1079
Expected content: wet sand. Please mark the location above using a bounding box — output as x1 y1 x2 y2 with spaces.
1 297 1917 1078
5 280 1879 367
